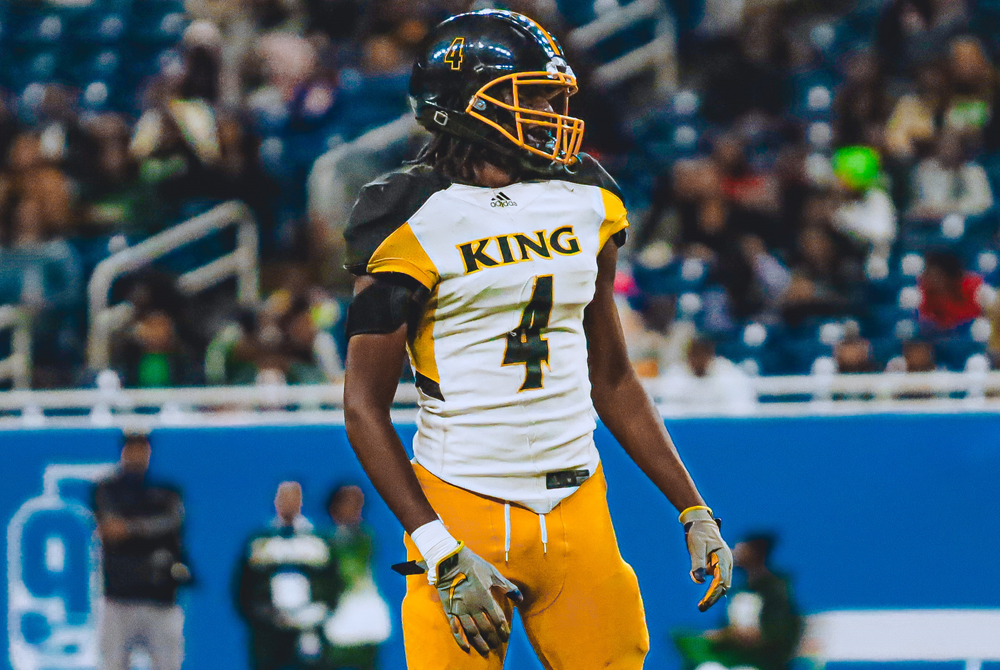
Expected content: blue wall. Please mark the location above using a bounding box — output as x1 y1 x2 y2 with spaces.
1 415 999 670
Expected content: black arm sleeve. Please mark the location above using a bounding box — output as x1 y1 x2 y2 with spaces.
345 273 430 340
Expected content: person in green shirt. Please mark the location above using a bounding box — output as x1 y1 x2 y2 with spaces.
319 485 390 670
673 533 803 670
235 482 344 670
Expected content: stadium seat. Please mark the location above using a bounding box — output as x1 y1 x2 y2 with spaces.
781 337 833 375
787 69 838 121
975 250 1000 283
70 11 128 46
80 81 114 112
4 52 61 92
69 49 122 87
870 336 901 368
9 13 64 48
935 334 986 371
128 3 186 46
68 234 136 280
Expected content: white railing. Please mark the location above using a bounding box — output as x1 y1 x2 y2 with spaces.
308 114 425 233
0 306 31 390
800 610 1000 670
1 370 999 428
567 0 677 94
87 201 259 369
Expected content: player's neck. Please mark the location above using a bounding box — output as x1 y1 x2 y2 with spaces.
472 160 516 188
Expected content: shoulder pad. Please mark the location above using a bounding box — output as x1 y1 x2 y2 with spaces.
553 153 624 201
343 164 451 275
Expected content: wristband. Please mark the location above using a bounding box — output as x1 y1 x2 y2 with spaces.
678 505 714 524
410 520 460 584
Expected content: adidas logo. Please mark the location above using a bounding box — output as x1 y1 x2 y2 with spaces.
490 192 517 208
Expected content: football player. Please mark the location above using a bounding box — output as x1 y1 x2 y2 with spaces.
342 10 733 669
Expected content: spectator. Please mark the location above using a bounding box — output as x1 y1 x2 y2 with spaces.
918 250 988 331
887 339 948 398
109 271 205 388
205 286 339 386
830 146 897 258
80 114 162 233
909 131 993 217
784 223 865 323
334 32 412 139
679 197 772 318
130 23 232 218
248 32 336 258
742 224 861 326
834 335 877 373
0 92 19 167
320 484 390 670
712 133 780 216
658 337 757 414
0 133 84 318
279 295 339 383
235 481 344 670
833 50 894 148
673 533 802 670
888 338 940 372
699 9 788 125
944 36 998 135
35 84 97 184
886 62 950 159
877 0 968 75
0 131 74 242
92 432 191 670
304 0 367 42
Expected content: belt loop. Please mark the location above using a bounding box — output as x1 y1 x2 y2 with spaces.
504 502 511 563
538 513 548 554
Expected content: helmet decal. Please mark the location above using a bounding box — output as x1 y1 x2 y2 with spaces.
444 37 465 71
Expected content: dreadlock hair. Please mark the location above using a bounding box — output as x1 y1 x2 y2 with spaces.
414 131 527 185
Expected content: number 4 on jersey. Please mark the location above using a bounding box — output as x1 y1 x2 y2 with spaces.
503 275 553 391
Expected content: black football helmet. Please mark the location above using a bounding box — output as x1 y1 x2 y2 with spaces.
410 10 584 167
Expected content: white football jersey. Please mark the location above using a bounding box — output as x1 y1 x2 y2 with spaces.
345 157 628 512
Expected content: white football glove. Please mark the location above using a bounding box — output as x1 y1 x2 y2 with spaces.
680 506 733 611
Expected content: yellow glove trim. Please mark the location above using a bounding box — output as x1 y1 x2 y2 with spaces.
678 505 713 523
697 552 727 612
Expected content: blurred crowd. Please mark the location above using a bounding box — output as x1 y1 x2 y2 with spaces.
2 0 1000 392
621 0 1000 387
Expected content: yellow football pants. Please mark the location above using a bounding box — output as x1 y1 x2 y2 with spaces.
402 463 650 670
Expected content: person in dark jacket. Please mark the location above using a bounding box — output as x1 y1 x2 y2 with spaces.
673 533 803 670
93 432 190 670
236 481 344 670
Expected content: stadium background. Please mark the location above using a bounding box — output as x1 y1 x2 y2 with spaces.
2 0 1000 668
3 419 999 670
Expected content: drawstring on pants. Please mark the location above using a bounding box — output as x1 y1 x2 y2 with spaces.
504 502 511 563
503 502 549 561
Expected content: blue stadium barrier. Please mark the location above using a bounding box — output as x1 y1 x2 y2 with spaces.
1 416 999 670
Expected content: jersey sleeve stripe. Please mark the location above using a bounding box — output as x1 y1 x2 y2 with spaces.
598 188 629 250
410 286 440 384
367 223 439 289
